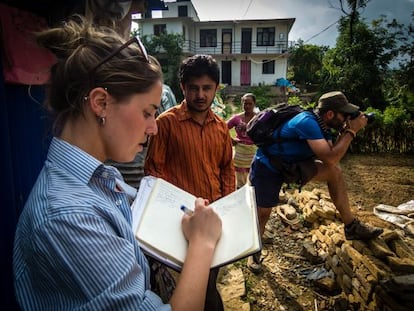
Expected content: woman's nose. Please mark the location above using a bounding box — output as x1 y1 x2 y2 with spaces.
147 119 158 136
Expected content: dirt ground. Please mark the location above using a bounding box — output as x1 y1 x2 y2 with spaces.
240 153 414 311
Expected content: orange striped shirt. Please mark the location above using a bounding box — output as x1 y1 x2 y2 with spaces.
145 101 236 202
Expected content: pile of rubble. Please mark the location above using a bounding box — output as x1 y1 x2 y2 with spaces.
217 188 414 310
289 189 414 310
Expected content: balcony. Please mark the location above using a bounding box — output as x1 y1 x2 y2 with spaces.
180 40 294 56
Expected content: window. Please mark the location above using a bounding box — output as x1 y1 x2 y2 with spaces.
222 29 232 54
154 24 166 36
178 5 188 17
200 29 217 47
257 27 275 46
262 60 275 74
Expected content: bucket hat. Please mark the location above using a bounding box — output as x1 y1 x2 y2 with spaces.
317 91 359 114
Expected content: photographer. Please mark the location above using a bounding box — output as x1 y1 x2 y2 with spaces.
247 91 383 273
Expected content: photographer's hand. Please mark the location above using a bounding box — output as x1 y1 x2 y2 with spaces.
346 112 367 133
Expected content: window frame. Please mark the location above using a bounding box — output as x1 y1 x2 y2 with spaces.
257 27 275 46
178 5 188 17
200 29 217 47
262 59 275 74
154 24 167 36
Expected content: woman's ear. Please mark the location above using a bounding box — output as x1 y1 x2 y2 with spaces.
88 87 108 116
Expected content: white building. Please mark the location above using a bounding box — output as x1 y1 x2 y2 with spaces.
134 0 295 87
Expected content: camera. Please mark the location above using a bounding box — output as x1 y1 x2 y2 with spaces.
349 111 375 123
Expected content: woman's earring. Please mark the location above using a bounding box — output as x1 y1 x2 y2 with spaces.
99 116 106 126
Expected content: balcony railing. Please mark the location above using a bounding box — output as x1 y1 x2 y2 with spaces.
179 40 294 55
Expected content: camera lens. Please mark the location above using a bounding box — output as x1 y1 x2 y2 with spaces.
364 112 375 123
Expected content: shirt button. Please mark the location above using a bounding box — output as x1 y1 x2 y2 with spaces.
115 200 122 206
102 172 109 178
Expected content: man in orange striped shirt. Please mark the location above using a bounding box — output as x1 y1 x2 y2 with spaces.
145 54 235 311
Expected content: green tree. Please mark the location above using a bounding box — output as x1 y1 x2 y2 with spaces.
131 29 184 99
392 11 414 92
374 12 414 118
144 33 184 99
320 14 399 110
338 0 370 49
288 40 328 87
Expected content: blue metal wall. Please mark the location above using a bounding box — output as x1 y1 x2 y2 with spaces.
0 63 51 310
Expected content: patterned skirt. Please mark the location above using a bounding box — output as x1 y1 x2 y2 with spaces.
234 143 257 172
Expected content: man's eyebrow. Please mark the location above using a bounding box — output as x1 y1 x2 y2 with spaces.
188 84 214 87
151 104 160 110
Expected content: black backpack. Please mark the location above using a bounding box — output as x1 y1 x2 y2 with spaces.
246 103 304 146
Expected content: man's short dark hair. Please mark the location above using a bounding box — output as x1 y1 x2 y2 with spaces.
179 54 220 86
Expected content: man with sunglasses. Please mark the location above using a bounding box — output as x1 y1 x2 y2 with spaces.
145 54 235 311
247 91 383 273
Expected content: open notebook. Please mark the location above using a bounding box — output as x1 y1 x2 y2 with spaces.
132 176 261 271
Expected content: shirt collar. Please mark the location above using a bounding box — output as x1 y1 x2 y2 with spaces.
48 137 110 186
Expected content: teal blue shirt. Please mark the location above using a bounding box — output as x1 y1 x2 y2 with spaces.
255 111 332 171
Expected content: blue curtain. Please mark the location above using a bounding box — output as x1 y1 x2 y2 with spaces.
0 62 51 309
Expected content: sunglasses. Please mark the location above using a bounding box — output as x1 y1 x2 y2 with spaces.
88 35 150 88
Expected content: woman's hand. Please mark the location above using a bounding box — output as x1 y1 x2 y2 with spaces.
181 198 222 249
171 199 222 311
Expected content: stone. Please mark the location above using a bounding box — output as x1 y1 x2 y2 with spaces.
333 297 349 311
367 238 395 259
331 233 345 247
388 238 414 260
313 276 340 294
302 205 319 223
338 256 354 279
364 255 392 279
380 274 414 296
358 284 370 301
313 204 336 220
319 193 331 202
386 256 414 273
262 230 275 244
331 262 344 278
342 274 352 292
352 239 374 256
217 266 248 310
355 265 376 292
311 188 324 197
301 190 319 201
331 254 339 267
341 243 362 267
375 285 413 311
301 241 324 264
351 276 361 290
319 199 337 219
381 229 401 243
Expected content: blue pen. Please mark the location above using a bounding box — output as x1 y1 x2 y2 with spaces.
180 205 193 215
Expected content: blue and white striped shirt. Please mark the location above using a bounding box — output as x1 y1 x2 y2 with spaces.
13 137 170 311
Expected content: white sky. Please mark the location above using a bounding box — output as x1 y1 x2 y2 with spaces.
161 0 413 47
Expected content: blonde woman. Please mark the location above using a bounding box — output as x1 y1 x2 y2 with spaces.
13 16 221 311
